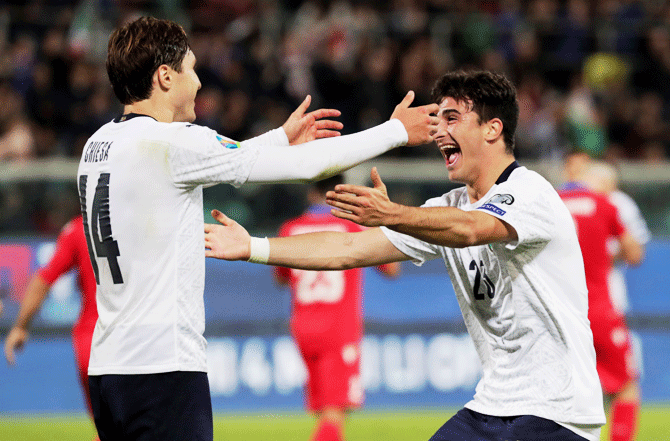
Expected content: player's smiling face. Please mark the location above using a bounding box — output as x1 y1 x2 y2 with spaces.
172 50 201 123
435 96 486 185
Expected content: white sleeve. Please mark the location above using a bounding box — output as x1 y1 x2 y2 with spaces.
242 127 289 147
378 195 447 266
475 180 555 250
243 119 408 183
610 190 651 244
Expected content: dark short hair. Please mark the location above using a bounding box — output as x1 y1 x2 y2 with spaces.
314 174 345 194
106 17 189 105
430 70 519 154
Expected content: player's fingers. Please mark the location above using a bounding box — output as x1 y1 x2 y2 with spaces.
314 119 344 131
326 198 359 214
419 103 440 115
211 209 232 225
308 108 341 120
397 90 415 109
4 345 14 365
331 184 369 196
315 130 341 139
294 95 311 116
370 167 385 189
326 190 363 206
330 207 357 222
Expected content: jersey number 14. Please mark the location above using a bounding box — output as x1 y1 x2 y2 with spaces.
79 173 124 284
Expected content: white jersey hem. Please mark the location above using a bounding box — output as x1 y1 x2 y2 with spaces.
88 364 207 376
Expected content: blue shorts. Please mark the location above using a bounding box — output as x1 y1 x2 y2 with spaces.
429 408 587 441
89 371 213 441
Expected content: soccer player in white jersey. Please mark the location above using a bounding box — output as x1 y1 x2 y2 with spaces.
205 70 606 441
78 16 438 441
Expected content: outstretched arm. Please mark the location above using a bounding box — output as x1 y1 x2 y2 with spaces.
205 210 409 270
326 168 517 248
245 91 439 183
4 274 51 365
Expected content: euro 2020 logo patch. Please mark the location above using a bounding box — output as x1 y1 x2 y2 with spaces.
216 134 240 149
479 194 515 216
486 194 515 205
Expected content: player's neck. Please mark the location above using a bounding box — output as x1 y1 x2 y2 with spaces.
466 155 516 203
123 98 175 123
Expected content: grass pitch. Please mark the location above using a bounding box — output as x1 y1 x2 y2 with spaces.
0 406 668 440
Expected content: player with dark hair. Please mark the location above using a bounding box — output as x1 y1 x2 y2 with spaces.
275 175 400 441
4 216 98 435
79 16 438 441
559 160 644 441
205 70 606 441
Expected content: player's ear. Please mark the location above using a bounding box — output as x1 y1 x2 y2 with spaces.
484 118 503 143
155 64 171 91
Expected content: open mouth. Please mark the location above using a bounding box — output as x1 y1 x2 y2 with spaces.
440 145 461 166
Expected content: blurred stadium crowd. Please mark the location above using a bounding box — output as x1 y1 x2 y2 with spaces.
1 0 670 235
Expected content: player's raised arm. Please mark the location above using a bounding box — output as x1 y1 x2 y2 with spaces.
243 91 439 184
204 210 408 270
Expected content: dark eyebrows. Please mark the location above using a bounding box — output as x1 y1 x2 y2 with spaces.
439 108 460 118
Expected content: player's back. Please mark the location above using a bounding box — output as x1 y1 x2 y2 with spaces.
77 116 234 375
277 206 365 345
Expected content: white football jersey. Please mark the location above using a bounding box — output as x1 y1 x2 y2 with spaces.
78 115 282 375
381 164 605 432
607 190 651 313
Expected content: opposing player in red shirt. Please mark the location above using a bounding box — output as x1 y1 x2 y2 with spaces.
559 157 643 441
4 215 98 419
275 175 400 441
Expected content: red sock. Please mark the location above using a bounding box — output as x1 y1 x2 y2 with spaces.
311 420 343 441
610 400 639 441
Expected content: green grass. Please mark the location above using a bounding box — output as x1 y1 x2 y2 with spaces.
0 406 669 440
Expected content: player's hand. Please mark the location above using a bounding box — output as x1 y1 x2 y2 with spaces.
282 95 343 145
390 91 439 146
4 327 28 366
326 167 399 227
205 210 252 261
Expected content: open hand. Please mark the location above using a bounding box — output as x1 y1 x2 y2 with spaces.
204 210 252 260
326 167 398 227
282 95 343 145
390 91 440 146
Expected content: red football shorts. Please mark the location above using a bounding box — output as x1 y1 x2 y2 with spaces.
296 337 363 413
590 310 638 395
